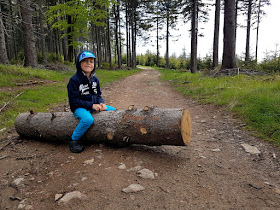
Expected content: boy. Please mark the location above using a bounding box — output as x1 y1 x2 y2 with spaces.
67 50 116 153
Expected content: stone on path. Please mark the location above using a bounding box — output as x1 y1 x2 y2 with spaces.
58 191 88 204
137 168 155 179
12 178 24 186
241 143 261 155
83 158 95 165
118 163 126 170
122 184 145 193
55 194 64 201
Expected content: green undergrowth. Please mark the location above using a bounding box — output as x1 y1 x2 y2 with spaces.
0 64 74 86
159 69 280 146
0 65 141 134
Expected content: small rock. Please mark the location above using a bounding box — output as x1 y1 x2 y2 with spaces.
210 148 221 152
137 168 155 179
17 204 25 209
0 155 7 160
241 144 261 155
0 128 6 133
118 164 126 170
55 194 64 201
122 184 145 193
272 153 276 159
47 171 54 177
208 129 216 133
12 178 24 186
275 188 280 194
83 159 95 165
95 149 102 153
81 177 88 181
58 191 88 204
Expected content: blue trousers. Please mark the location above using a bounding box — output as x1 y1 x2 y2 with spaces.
71 105 116 141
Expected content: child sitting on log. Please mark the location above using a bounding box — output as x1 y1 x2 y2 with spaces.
67 50 116 153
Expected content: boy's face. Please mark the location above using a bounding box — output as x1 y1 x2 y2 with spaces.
80 58 95 75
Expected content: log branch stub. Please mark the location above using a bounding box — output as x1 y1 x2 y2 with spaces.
14 108 192 146
128 105 135 111
143 106 150 111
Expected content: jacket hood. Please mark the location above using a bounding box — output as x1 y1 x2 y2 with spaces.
76 50 96 77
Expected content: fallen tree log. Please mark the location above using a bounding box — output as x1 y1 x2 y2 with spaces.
14 108 192 146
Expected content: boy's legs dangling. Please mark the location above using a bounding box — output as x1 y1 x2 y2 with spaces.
69 106 115 153
70 108 94 153
72 108 94 141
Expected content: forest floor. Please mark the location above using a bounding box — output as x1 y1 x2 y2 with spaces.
0 68 280 209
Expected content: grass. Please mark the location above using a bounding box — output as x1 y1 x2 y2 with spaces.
0 64 141 133
158 68 280 146
0 64 73 86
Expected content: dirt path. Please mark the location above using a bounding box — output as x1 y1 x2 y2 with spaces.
0 68 280 209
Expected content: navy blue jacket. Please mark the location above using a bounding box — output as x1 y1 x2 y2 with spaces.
67 51 104 113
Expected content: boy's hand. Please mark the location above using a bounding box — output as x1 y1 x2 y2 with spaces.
100 103 107 111
92 104 102 111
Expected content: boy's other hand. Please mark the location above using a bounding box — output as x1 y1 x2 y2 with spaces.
100 103 107 111
92 104 102 111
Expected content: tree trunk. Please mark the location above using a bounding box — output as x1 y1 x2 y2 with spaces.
190 0 197 73
156 15 160 67
255 0 261 61
165 12 170 69
67 14 74 62
0 6 8 64
15 108 192 146
131 2 137 68
113 3 121 68
38 0 47 64
19 0 37 67
221 0 236 70
245 0 252 62
212 0 220 68
126 2 131 67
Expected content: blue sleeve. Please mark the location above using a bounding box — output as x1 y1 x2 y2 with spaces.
67 78 93 111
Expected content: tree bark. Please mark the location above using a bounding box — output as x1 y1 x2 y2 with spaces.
15 108 192 146
0 6 8 64
113 3 121 68
165 11 170 69
255 0 261 61
245 0 252 62
190 0 198 73
19 0 37 67
38 0 47 64
67 14 74 62
221 0 236 70
212 0 220 68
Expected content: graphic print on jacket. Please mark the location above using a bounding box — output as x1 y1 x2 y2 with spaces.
79 82 98 96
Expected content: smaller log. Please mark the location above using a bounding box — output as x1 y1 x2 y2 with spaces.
14 108 192 146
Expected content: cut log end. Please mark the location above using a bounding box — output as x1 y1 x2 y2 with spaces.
181 109 192 146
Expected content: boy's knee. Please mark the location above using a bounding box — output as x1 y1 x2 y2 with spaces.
81 116 94 126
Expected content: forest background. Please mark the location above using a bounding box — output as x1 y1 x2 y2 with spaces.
0 0 280 145
0 0 279 72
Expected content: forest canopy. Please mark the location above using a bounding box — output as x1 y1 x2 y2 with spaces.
0 0 277 73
